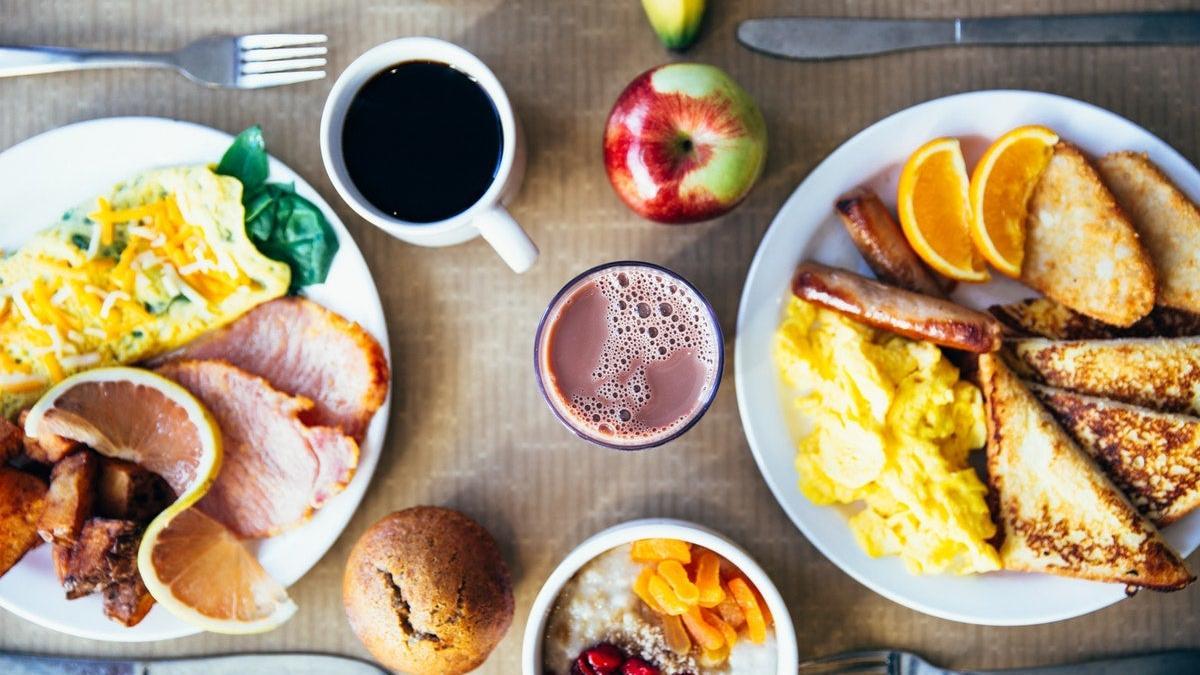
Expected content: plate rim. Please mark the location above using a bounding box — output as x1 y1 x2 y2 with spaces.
734 89 1200 626
0 115 391 641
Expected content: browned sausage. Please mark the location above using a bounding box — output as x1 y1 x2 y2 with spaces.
792 262 1002 353
835 188 951 297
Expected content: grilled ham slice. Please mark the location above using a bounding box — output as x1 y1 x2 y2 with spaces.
157 360 359 539
151 297 388 442
978 354 1192 590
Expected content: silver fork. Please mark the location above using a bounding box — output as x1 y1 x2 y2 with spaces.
0 34 327 88
798 648 1200 674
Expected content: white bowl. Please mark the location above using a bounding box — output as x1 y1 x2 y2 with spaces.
521 518 798 674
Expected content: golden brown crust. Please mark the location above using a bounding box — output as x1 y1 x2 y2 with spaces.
978 354 1193 590
1022 142 1156 327
0 467 47 576
37 450 97 546
1030 384 1200 525
1099 151 1200 314
343 507 514 675
1013 336 1200 415
990 298 1200 340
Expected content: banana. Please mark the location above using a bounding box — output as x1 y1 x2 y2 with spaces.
640 0 706 50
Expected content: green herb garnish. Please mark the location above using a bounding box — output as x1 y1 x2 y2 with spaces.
216 126 338 291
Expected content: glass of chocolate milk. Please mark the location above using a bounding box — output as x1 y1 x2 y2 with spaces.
534 261 723 450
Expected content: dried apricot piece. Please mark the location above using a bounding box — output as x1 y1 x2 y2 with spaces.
695 552 725 607
648 573 690 615
631 538 692 563
715 594 745 628
698 642 731 668
660 613 692 655
681 605 725 651
728 577 767 644
704 608 738 648
657 559 699 605
633 566 666 613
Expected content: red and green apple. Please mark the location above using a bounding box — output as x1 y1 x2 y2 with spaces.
604 63 767 224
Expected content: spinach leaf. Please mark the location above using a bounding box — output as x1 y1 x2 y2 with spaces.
215 126 269 194
216 127 339 292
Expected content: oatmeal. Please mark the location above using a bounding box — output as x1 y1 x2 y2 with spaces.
542 541 778 674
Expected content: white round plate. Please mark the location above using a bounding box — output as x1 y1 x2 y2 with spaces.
735 90 1200 626
0 117 391 641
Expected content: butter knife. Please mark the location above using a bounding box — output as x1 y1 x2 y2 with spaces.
738 12 1200 60
0 652 387 675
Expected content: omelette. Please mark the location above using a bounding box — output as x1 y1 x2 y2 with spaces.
0 166 290 418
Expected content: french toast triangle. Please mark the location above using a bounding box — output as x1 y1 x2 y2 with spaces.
1021 142 1156 327
977 354 1193 591
1099 151 1200 315
1011 336 1200 415
1029 383 1200 526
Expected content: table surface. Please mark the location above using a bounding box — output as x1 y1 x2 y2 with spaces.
3 0 1200 672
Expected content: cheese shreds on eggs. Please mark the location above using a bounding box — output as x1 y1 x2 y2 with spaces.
0 166 290 417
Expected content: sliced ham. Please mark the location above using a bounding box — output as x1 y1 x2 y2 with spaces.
156 360 359 539
150 297 388 441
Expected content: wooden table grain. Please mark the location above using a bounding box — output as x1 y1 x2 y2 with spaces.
2 0 1199 672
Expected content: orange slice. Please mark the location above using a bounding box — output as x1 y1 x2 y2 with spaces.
24 367 294 633
897 138 988 282
969 125 1059 277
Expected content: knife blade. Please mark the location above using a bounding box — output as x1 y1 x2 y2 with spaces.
737 12 1200 60
0 652 388 675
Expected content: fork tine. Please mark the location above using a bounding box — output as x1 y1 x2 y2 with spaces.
242 46 327 62
237 70 326 89
237 33 327 50
799 650 894 675
241 58 326 74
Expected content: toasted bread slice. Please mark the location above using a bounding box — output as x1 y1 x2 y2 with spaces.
978 354 1192 590
1012 336 1200 414
990 298 1200 340
1098 152 1200 314
1022 142 1156 327
1029 383 1200 525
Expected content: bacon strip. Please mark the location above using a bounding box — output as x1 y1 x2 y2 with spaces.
792 262 1002 353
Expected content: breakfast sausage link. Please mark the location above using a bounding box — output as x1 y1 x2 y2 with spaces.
834 188 950 297
792 262 1003 353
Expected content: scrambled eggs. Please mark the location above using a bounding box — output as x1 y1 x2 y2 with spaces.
0 166 290 417
774 297 1000 575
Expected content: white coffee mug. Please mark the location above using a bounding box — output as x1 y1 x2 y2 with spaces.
320 37 538 273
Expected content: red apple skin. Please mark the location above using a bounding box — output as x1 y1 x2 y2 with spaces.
603 63 767 224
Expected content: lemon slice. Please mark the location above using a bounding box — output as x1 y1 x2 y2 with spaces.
897 138 989 282
968 125 1059 277
25 366 295 634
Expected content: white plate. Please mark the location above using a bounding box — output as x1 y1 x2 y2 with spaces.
0 117 391 641
734 90 1200 626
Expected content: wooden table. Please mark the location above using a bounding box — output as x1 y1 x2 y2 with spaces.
2 0 1199 671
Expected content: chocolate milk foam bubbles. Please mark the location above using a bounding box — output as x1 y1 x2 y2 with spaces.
535 261 723 449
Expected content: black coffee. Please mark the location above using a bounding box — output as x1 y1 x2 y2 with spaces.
342 60 502 223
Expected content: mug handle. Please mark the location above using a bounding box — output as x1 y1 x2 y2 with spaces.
476 206 539 273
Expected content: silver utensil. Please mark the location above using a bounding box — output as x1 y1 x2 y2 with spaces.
0 651 386 675
738 12 1200 60
0 34 327 88
798 648 1200 675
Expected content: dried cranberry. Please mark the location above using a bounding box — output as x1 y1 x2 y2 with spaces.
583 643 625 673
622 658 661 675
